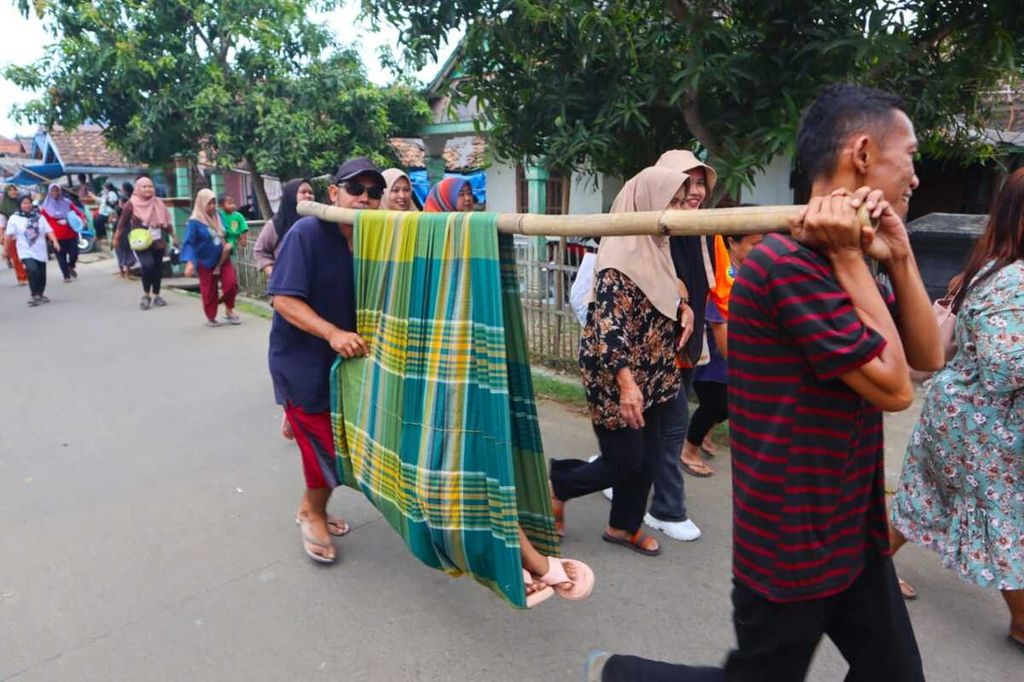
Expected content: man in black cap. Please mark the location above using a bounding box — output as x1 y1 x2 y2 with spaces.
267 157 385 564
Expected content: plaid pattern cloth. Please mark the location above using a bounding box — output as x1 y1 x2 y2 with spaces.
331 210 559 608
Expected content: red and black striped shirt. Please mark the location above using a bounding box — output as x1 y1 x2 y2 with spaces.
727 234 894 603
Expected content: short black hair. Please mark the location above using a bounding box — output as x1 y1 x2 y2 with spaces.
797 84 906 182
218 193 233 205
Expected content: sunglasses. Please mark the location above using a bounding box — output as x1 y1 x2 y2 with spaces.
339 181 383 200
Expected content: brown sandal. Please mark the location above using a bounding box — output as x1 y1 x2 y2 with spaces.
602 529 661 556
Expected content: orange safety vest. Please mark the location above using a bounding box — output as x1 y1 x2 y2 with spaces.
708 235 733 320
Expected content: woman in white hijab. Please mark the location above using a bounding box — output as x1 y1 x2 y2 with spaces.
380 169 418 211
180 188 240 327
550 166 691 558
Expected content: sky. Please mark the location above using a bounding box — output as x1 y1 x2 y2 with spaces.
0 1 457 140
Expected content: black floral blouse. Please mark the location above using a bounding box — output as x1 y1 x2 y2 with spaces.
579 268 682 429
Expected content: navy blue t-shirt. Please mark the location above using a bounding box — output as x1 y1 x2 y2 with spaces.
267 217 356 413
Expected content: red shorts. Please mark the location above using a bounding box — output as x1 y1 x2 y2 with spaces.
284 405 338 489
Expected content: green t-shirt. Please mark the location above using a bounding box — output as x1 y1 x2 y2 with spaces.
219 209 249 247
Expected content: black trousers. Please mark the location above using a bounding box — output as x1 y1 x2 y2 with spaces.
94 213 109 239
686 380 728 446
55 237 79 279
23 257 46 297
550 399 670 534
136 247 165 295
601 552 924 682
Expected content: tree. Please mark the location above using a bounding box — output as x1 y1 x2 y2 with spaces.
363 0 1024 201
6 0 429 216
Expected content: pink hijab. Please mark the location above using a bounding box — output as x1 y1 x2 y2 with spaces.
130 182 172 227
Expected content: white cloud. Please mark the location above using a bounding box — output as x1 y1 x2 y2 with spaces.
0 1 458 139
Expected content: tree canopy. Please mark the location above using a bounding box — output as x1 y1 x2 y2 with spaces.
364 0 1024 199
6 0 429 216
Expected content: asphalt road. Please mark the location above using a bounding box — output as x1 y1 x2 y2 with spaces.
0 257 1018 681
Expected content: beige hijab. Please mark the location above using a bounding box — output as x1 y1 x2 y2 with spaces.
656 149 718 196
189 188 224 237
592 166 688 320
380 168 418 211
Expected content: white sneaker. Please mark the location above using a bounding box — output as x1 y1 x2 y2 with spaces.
644 513 702 542
586 454 614 501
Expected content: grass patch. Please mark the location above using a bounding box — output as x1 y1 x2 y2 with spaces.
531 370 587 408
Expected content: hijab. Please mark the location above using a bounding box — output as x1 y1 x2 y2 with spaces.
380 168 418 211
592 167 688 320
655 150 718 195
0 184 19 218
41 183 72 219
16 193 42 245
129 183 172 227
423 176 469 212
189 188 224 237
273 178 310 239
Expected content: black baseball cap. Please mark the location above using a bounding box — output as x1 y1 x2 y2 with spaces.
332 157 385 187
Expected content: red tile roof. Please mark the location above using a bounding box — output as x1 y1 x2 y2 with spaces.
0 136 25 156
48 125 136 168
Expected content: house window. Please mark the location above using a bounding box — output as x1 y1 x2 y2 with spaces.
516 164 565 214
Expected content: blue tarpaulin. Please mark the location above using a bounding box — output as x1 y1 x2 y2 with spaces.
408 169 487 208
1 162 64 186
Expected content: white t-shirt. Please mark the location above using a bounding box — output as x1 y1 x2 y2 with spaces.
569 252 597 326
5 212 52 262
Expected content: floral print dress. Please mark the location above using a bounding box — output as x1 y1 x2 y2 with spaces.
579 268 681 430
892 260 1024 590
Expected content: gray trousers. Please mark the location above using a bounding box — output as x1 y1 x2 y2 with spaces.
648 369 693 523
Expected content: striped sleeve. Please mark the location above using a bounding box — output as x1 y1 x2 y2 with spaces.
768 252 885 380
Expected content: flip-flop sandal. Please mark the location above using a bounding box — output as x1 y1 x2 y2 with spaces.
539 557 595 600
299 518 335 564
681 459 714 478
524 569 554 608
295 515 351 537
602 530 661 556
898 578 918 600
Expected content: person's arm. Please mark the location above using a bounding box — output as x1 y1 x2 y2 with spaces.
846 189 943 372
253 221 277 275
272 295 367 359
711 322 727 359
43 221 60 251
112 202 132 245
791 194 912 411
180 222 199 276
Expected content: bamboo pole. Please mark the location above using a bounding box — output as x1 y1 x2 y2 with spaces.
297 201 797 237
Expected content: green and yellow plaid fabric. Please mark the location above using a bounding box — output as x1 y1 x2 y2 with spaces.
330 210 559 608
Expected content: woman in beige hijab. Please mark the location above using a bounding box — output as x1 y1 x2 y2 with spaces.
380 168 418 211
627 150 718 549
550 166 691 557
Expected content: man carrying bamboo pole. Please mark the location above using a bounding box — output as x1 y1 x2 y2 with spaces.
268 158 384 564
585 84 942 681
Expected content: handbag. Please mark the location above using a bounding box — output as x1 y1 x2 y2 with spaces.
909 286 959 384
128 227 153 251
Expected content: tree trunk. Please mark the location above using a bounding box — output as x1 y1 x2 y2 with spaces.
247 156 273 219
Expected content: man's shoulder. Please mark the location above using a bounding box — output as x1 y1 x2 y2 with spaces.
287 216 330 238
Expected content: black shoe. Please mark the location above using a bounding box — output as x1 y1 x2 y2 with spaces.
70 268 77 279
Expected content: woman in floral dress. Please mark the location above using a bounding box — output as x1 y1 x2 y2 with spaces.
891 168 1024 647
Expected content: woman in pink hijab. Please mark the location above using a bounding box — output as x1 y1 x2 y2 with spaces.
112 174 173 310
